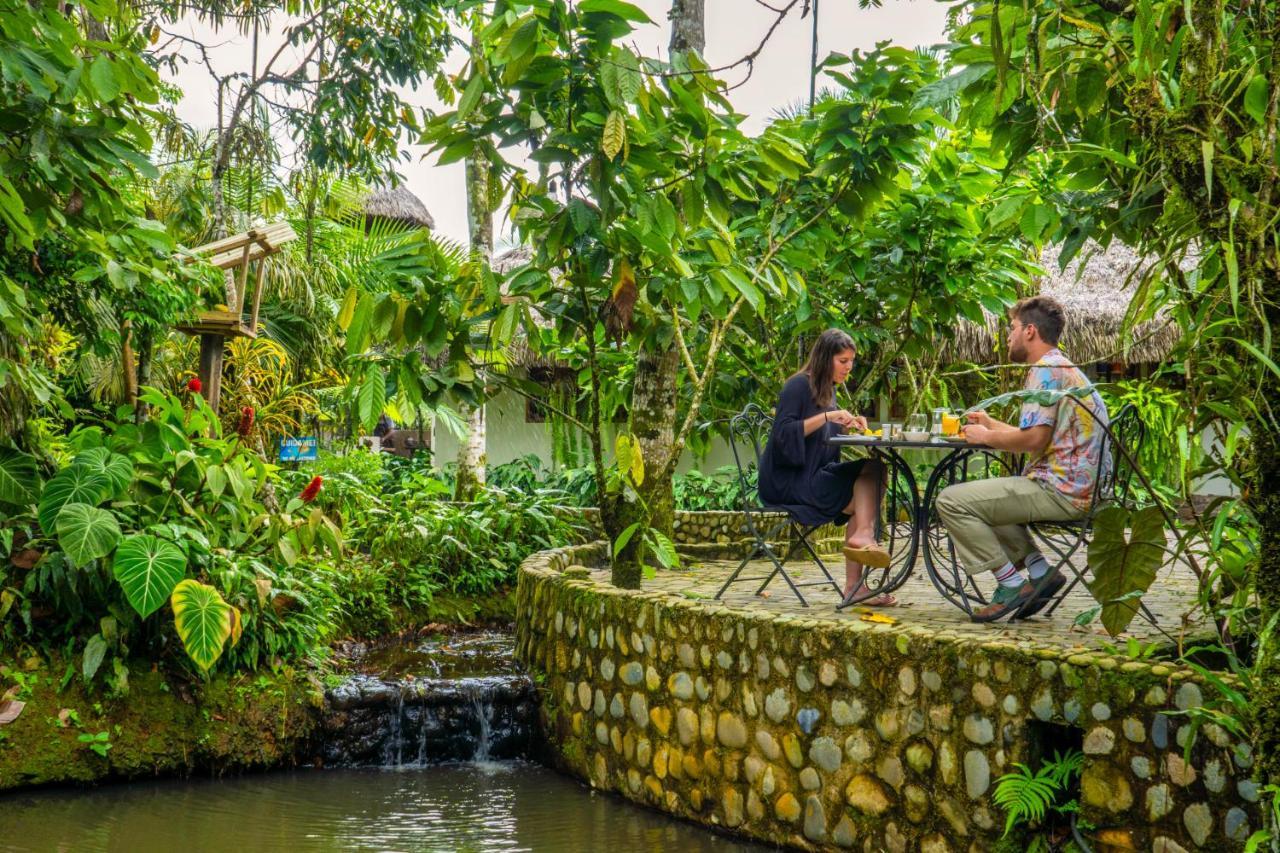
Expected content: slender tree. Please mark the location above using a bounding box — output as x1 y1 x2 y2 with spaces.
628 0 706 536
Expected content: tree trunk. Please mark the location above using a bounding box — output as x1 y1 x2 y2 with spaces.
621 0 707 541
1252 266 1280 789
631 344 680 537
453 401 487 501
602 490 646 589
667 0 705 54
455 25 493 503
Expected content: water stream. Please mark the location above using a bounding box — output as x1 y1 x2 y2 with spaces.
0 763 769 852
0 630 775 851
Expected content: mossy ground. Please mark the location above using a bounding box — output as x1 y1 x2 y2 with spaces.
0 588 517 792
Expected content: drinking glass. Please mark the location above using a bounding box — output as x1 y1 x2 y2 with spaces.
941 411 961 436
906 413 928 435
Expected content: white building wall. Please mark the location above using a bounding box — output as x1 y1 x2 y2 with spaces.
430 389 738 475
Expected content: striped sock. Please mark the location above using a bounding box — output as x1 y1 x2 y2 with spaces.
993 562 1024 589
1025 552 1051 580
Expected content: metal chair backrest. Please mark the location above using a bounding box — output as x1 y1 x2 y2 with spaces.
728 404 771 511
1093 402 1146 509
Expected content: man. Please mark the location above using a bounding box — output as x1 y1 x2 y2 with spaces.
936 296 1110 622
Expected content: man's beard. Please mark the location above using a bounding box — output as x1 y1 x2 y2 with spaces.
1009 339 1027 363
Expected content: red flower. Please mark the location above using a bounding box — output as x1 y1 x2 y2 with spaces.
237 406 255 437
299 476 323 503
186 377 203 393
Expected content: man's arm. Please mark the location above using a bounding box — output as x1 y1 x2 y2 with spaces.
967 410 1018 432
963 421 1052 455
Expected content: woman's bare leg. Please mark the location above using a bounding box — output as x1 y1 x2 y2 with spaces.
841 460 894 605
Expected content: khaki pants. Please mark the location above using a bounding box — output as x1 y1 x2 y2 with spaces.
935 477 1083 576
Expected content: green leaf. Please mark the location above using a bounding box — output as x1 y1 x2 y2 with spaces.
55 503 122 567
602 110 627 161
578 0 653 22
37 466 110 532
346 294 374 356
1201 140 1214 203
456 73 486 121
83 634 108 682
73 447 133 496
967 385 1096 414
358 364 387 432
1086 505 1164 636
171 579 236 673
205 464 228 499
647 529 679 569
88 55 120 101
613 522 642 555
1244 74 1269 125
0 448 39 506
113 534 186 619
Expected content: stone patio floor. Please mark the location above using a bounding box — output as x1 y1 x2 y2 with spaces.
611 551 1207 653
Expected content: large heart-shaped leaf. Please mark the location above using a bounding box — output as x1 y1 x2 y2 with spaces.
37 466 109 532
73 447 134 496
1086 505 1165 636
0 448 39 506
55 503 122 567
171 579 236 672
113 534 186 618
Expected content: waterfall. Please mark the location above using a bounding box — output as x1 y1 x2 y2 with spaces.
471 691 492 762
320 633 536 768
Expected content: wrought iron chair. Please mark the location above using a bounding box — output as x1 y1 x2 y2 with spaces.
713 404 842 607
1025 401 1156 620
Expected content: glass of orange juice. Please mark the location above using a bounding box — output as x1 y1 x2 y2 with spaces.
941 411 961 436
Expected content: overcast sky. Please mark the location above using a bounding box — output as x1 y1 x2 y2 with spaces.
163 1 950 248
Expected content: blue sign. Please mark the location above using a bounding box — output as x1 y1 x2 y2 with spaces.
279 436 318 462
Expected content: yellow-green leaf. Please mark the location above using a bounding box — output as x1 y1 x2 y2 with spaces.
171 579 235 673
603 110 627 161
337 286 358 330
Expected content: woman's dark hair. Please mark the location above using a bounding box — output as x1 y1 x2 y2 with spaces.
801 329 856 407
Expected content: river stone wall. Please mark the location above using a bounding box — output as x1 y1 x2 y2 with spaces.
515 542 1257 852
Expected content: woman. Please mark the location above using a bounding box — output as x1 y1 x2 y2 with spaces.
758 329 894 605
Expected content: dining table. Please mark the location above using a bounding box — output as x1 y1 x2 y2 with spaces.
825 432 1013 613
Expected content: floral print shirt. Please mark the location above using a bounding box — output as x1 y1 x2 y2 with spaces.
1019 349 1110 511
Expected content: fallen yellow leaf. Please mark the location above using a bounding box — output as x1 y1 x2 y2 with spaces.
860 613 897 625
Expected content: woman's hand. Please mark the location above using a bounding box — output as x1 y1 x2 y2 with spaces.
826 409 859 428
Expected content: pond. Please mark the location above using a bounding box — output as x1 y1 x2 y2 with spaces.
0 630 776 852
0 761 772 852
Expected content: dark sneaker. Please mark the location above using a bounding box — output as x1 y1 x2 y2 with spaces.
1013 570 1067 620
970 582 1032 623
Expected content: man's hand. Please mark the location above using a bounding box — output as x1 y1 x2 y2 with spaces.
964 423 993 445
966 410 995 429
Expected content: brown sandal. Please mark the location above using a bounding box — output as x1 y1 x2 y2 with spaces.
843 543 892 569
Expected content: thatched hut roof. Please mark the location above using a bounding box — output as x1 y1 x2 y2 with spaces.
493 245 563 370
943 241 1182 365
493 245 533 274
363 186 435 230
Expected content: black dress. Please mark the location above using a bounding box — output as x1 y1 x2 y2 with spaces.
758 373 870 527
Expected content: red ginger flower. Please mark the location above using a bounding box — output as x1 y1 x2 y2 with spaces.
186 377 203 393
300 476 323 503
237 406 255 437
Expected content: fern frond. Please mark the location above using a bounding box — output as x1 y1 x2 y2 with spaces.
993 763 1059 837
1048 749 1085 787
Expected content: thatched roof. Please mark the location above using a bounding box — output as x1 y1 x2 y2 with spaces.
363 186 435 230
943 241 1182 365
493 245 533 274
